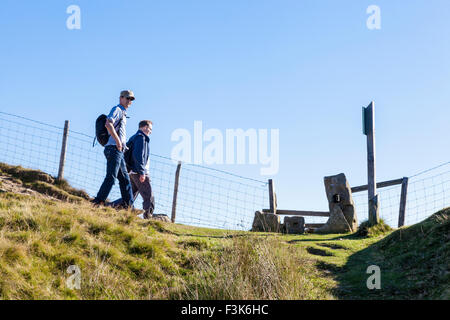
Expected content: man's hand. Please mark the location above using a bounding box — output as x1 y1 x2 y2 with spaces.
139 175 146 183
105 120 123 151
116 140 123 152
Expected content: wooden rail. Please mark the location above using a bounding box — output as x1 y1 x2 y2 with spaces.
351 178 404 193
263 209 330 217
305 223 325 228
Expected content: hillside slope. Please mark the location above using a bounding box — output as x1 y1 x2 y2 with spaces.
0 163 333 299
0 163 448 300
0 191 337 299
335 208 449 299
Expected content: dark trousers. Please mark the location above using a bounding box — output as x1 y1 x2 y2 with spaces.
130 173 155 215
112 173 155 215
95 145 134 206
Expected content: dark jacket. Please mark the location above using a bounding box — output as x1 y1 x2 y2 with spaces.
125 130 150 175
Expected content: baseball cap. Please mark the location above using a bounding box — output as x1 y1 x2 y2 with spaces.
120 90 135 101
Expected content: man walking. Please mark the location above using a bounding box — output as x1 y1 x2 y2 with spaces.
92 90 135 208
124 120 155 218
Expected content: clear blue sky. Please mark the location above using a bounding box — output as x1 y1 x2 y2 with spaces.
1 0 449 212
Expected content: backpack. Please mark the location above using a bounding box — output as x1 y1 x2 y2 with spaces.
123 138 134 171
123 132 145 172
94 114 109 146
93 109 125 147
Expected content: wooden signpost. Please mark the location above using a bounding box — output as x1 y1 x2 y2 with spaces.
363 102 380 225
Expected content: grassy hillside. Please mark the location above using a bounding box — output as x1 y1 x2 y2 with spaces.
0 163 448 300
0 191 334 299
335 208 449 299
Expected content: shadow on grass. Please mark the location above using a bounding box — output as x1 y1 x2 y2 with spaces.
170 232 279 240
328 240 414 300
287 233 367 244
326 209 450 300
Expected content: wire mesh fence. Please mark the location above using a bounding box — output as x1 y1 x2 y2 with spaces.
0 112 63 177
406 163 450 226
1 111 449 231
352 186 403 227
0 111 268 231
352 163 450 228
176 164 268 229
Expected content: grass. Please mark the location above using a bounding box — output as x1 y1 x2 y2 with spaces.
0 164 448 300
0 191 336 299
355 218 393 237
175 235 334 300
0 162 90 201
334 208 450 299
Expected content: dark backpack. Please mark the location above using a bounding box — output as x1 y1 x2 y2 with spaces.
94 114 109 146
93 110 125 147
123 132 143 171
123 140 133 171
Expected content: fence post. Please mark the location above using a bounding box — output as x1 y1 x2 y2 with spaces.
268 179 277 214
171 161 182 223
57 120 70 180
363 101 379 225
398 177 409 227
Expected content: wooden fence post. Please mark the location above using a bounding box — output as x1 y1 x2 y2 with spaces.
268 179 277 214
171 161 182 223
57 120 69 180
363 101 379 225
398 177 409 227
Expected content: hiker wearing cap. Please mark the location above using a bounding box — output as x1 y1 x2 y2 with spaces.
112 120 155 218
92 90 135 207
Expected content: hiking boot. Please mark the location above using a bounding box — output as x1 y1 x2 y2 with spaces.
114 203 130 211
91 199 105 207
143 211 153 219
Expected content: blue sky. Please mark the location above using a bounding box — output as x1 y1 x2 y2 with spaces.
1 0 450 212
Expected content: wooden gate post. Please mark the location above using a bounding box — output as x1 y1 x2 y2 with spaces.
363 102 380 225
57 120 70 180
398 177 409 227
268 179 277 214
171 161 182 223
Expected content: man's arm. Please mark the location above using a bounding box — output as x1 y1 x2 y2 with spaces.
132 135 146 182
105 121 123 151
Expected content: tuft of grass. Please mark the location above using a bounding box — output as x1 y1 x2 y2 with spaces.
0 163 54 184
177 239 209 250
1 245 27 263
355 219 393 237
173 236 334 300
0 162 90 201
24 181 84 203
54 178 91 200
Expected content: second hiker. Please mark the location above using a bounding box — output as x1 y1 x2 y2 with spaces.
114 120 155 218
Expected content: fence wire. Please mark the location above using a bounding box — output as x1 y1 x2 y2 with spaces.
1 111 449 230
352 164 450 228
0 111 268 231
406 164 450 226
352 185 402 227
